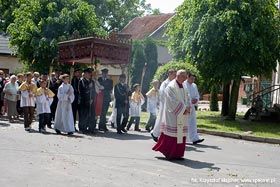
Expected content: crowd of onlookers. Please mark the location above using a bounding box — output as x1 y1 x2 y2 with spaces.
0 68 161 135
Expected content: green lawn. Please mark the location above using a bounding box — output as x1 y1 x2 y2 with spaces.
196 111 280 139
108 107 280 139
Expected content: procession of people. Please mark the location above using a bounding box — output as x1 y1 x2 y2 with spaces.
0 67 204 160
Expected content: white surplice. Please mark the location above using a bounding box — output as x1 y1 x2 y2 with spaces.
36 94 53 115
151 78 171 137
160 80 191 143
184 81 200 142
54 83 75 133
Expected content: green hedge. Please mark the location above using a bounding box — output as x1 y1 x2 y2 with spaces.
153 61 200 84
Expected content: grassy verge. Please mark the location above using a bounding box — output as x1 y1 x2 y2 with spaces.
108 107 280 139
196 111 280 139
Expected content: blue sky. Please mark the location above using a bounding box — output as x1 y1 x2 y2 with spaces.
146 0 184 13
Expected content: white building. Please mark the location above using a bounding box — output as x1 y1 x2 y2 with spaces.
0 34 23 74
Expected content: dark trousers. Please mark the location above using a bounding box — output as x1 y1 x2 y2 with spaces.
145 113 156 130
99 97 110 129
23 106 35 128
72 100 78 126
127 116 140 130
16 100 23 116
0 99 3 115
39 113 50 129
78 104 96 132
49 99 57 125
116 106 129 132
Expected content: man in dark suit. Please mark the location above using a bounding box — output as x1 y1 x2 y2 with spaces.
48 68 62 128
114 74 131 134
71 68 81 131
98 68 113 131
78 68 96 133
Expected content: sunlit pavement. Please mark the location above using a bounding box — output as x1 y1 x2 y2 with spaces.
0 118 279 187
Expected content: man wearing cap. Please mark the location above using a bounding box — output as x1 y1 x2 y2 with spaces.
114 74 131 134
98 68 113 131
71 68 81 131
78 68 96 133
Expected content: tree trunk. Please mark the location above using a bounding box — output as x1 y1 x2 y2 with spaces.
210 85 219 111
221 82 230 116
227 77 241 120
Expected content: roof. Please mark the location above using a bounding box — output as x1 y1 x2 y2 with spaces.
121 13 175 40
0 34 12 54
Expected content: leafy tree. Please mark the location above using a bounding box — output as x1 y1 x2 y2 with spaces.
7 0 104 72
166 0 280 120
142 37 158 95
0 0 19 32
130 40 146 88
85 0 153 32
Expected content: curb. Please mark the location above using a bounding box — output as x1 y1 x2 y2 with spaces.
198 129 280 144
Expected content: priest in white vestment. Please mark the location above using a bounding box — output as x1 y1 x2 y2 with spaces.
153 70 191 160
151 69 176 142
54 74 75 135
184 73 204 144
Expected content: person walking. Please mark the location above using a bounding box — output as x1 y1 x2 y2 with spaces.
114 74 131 134
184 73 204 144
78 68 96 134
98 68 113 131
36 80 54 133
126 84 144 131
151 69 176 142
3 75 19 122
54 74 75 135
18 72 37 131
153 70 191 160
145 80 160 132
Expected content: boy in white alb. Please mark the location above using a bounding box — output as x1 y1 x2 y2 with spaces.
36 80 55 133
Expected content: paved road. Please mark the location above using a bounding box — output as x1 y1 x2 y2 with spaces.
0 118 279 187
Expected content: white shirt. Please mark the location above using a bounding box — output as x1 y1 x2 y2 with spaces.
20 91 36 107
184 81 200 106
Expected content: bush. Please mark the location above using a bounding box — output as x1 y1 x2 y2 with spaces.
153 61 200 84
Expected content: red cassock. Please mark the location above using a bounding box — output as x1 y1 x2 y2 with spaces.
95 92 104 116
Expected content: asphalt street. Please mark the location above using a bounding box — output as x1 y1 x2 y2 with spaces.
0 118 279 187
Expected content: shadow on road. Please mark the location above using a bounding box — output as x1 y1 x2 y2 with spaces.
0 122 10 127
85 131 152 140
156 156 220 171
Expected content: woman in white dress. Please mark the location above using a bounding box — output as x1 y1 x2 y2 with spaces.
54 74 75 135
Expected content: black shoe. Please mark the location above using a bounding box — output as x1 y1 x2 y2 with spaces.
193 139 204 144
111 123 115 128
117 131 123 134
145 127 151 132
55 129 61 134
47 125 52 129
68 132 74 135
165 155 172 161
121 128 127 133
135 129 141 132
151 133 158 142
104 128 109 132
